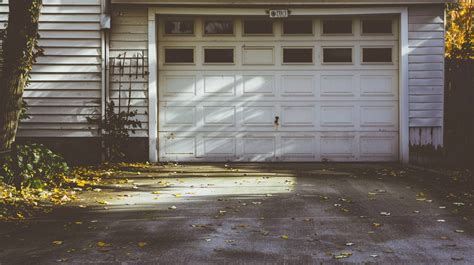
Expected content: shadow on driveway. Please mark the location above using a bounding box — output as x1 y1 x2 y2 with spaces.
0 163 473 264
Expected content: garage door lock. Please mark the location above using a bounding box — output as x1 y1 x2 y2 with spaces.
274 116 280 128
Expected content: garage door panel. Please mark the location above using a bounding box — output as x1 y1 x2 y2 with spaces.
242 106 275 127
162 106 196 127
163 75 197 96
203 75 236 96
320 105 356 128
242 75 276 96
360 136 398 160
203 106 236 126
281 137 316 158
320 135 357 160
360 105 398 128
202 137 237 157
360 75 398 97
281 75 315 96
281 105 316 128
320 74 356 97
242 137 276 160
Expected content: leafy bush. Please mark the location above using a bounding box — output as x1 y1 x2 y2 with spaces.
0 144 69 189
87 101 142 162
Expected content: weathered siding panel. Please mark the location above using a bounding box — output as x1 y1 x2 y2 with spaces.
408 5 445 146
109 6 149 137
0 0 103 137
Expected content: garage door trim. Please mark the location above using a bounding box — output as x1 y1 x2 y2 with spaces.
147 6 409 163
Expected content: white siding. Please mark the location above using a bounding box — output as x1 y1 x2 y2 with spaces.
408 5 444 146
0 0 103 137
109 6 149 137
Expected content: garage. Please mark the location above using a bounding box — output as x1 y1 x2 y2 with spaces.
157 15 400 162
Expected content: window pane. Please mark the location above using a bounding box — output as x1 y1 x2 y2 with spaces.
362 20 392 34
283 48 313 63
323 20 352 34
243 20 273 34
204 20 234 35
283 20 313 35
165 19 194 34
165 49 194 63
204 49 234 63
363 48 392 63
323 48 352 63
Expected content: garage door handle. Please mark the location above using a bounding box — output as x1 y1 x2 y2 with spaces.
274 116 280 126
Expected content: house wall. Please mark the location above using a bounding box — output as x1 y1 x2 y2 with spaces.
0 0 103 138
109 5 149 137
408 5 445 147
0 2 446 158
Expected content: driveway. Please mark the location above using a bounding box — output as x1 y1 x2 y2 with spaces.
0 163 473 264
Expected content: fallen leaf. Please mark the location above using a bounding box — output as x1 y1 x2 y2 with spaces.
345 242 354 246
138 242 147 248
52 241 63 245
280 235 289 240
152 191 161 195
168 206 177 210
333 252 352 259
455 229 464 233
97 241 111 247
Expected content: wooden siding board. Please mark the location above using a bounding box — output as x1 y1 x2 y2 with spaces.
408 5 445 141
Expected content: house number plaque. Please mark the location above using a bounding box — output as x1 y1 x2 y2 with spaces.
268 10 289 18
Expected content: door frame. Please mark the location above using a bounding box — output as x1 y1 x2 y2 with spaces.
147 6 409 163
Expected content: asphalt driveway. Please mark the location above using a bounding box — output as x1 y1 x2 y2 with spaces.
0 163 473 264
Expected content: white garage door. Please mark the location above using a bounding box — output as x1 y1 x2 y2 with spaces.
157 16 399 162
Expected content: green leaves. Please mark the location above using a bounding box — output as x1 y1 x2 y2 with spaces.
0 143 69 189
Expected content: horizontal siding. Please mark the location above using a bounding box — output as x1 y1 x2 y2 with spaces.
109 5 149 136
408 5 445 146
0 0 103 137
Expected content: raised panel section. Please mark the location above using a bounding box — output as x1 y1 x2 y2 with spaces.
164 106 195 126
360 106 396 127
282 137 315 157
360 75 394 96
164 137 196 155
321 75 354 96
243 76 275 95
282 76 314 96
203 137 236 156
203 106 235 126
281 106 315 127
321 136 355 158
320 106 354 127
164 76 196 95
360 136 396 157
242 106 274 126
203 76 236 95
243 137 275 156
242 47 274 65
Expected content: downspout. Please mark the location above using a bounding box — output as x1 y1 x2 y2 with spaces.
100 0 111 121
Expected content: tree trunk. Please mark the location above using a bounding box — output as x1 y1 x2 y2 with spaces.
0 0 42 151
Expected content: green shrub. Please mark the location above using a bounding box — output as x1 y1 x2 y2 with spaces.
0 144 69 189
